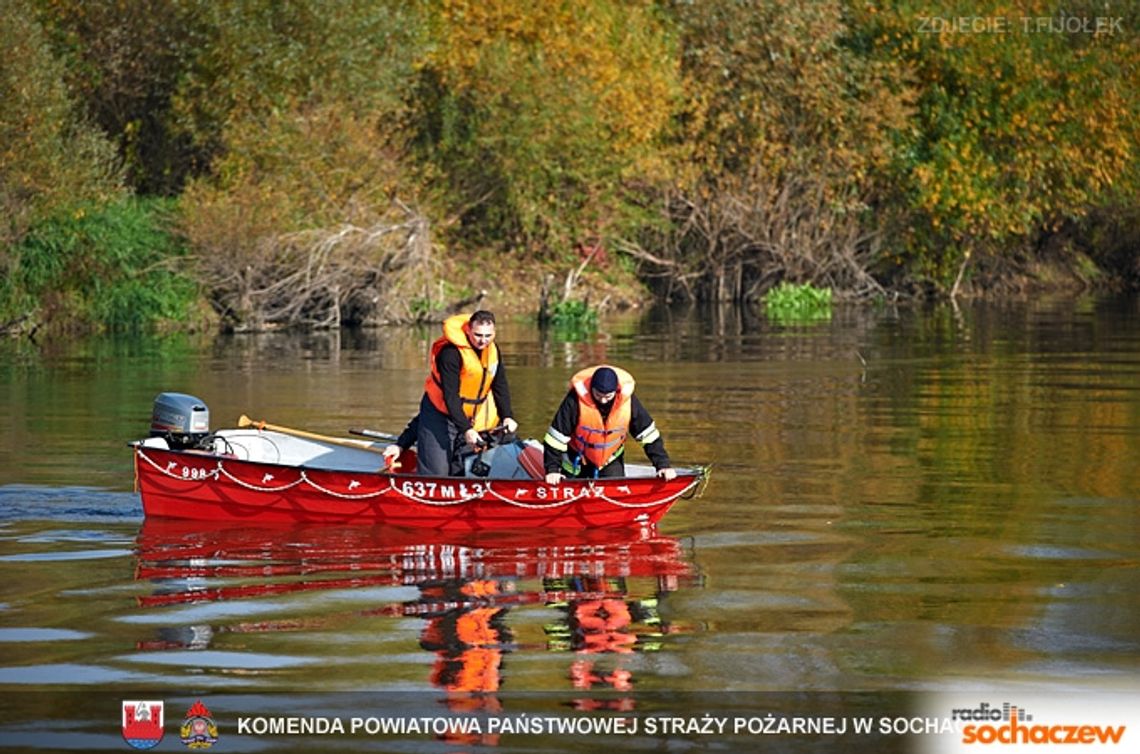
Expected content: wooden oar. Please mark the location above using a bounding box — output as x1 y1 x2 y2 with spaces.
237 415 386 456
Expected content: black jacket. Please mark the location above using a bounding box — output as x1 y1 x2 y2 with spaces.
434 343 512 432
542 390 670 474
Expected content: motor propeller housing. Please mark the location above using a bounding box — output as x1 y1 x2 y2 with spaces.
150 392 211 449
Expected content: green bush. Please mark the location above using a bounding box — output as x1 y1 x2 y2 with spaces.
546 299 599 341
763 282 833 324
1 198 200 332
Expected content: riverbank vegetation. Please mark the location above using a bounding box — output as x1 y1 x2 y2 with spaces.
2 0 1137 334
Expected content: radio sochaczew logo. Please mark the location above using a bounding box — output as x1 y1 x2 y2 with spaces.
953 701 1126 746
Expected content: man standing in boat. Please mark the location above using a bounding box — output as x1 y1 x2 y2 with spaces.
415 310 518 476
542 365 676 484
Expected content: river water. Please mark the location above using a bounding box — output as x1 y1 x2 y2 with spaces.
0 298 1137 752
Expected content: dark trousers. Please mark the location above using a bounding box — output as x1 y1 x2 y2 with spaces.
415 395 464 477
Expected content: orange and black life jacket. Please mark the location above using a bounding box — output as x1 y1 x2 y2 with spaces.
567 365 634 469
424 313 500 431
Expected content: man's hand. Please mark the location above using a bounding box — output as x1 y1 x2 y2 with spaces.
382 444 402 470
545 472 563 485
464 428 483 450
656 467 677 481
502 417 519 433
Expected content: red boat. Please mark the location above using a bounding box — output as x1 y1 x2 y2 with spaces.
132 396 708 530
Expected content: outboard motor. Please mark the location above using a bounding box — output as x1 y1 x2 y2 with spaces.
150 392 211 450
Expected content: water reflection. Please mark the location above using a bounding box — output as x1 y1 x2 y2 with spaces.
2 295 1136 708
133 519 701 707
545 575 675 710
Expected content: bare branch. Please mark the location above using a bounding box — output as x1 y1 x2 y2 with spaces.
195 201 439 330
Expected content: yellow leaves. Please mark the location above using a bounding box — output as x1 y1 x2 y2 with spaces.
425 0 677 157
881 0 1140 252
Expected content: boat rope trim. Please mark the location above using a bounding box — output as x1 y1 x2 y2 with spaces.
135 448 699 510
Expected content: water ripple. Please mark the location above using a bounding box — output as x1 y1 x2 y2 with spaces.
0 548 133 562
0 485 140 523
0 627 92 642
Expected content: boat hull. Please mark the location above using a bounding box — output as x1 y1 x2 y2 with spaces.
134 444 704 530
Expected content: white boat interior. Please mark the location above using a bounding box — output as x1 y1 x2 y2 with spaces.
138 429 548 478
136 428 666 479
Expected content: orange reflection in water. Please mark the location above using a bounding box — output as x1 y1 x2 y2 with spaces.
133 518 701 721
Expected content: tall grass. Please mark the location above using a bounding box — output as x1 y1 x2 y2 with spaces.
1 198 201 333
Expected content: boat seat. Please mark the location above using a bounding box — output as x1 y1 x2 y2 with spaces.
518 443 545 480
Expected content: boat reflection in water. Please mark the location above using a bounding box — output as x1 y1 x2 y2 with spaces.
134 518 701 721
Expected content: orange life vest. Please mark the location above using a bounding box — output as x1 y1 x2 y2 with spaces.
453 647 501 692
455 606 502 648
568 365 635 469
424 314 500 431
573 598 633 633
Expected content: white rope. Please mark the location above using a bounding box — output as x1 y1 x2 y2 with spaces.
589 478 701 508
136 448 221 482
482 483 584 508
300 471 389 500
216 463 304 492
480 478 698 509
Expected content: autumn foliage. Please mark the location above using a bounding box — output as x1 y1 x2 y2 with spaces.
854 0 1140 291
3 0 1138 331
416 0 679 252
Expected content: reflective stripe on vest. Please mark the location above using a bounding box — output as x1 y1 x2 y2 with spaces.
543 426 571 452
